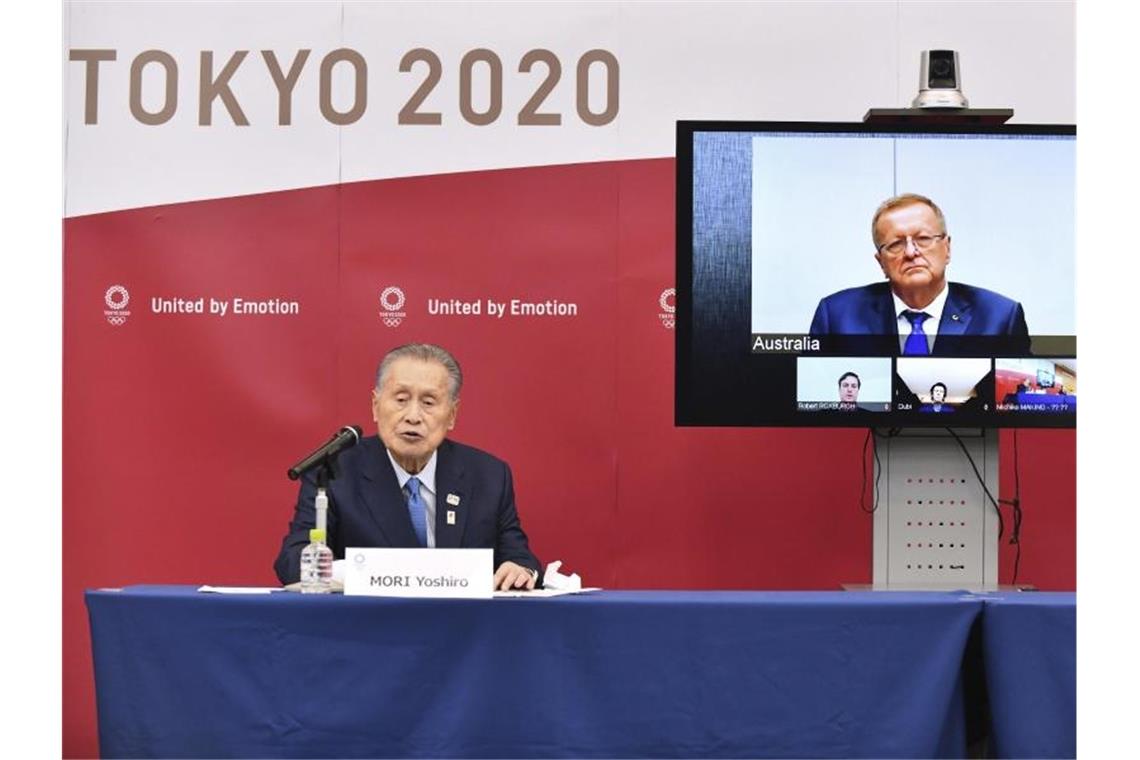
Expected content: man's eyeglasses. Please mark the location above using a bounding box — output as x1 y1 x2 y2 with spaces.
877 234 947 256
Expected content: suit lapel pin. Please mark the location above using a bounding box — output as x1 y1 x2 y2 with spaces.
951 314 960 321
446 493 460 506
446 510 456 525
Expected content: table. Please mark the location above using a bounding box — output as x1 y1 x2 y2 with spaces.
85 587 1053 758
980 592 1076 758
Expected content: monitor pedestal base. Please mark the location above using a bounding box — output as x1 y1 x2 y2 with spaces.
871 428 1002 587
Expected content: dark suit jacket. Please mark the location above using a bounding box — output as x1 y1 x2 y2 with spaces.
809 281 1030 356
273 436 540 584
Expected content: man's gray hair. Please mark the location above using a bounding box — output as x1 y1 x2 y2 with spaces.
871 193 948 247
375 343 463 401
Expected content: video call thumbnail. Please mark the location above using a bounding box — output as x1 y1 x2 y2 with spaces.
995 358 1076 414
895 357 992 414
796 357 892 412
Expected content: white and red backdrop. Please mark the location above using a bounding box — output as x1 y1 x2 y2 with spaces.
63 2 1076 756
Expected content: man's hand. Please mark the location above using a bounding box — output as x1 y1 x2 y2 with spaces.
494 560 537 591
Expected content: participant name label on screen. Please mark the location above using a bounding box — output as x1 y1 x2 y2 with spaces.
751 334 820 353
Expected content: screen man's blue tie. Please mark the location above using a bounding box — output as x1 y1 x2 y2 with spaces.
405 476 428 547
902 310 931 356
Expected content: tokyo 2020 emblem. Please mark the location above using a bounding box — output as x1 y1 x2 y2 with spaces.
380 286 407 328
658 287 675 330
104 285 131 326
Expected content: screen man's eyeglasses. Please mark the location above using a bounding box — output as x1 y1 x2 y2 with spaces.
877 234 947 256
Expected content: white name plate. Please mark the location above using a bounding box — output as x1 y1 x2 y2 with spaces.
343 547 493 599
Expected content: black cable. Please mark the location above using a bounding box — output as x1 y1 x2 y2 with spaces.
872 429 888 510
998 429 1023 585
944 427 1027 586
860 428 900 514
860 428 876 513
944 428 1005 541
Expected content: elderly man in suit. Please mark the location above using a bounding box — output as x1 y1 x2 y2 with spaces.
274 343 541 590
809 193 1030 356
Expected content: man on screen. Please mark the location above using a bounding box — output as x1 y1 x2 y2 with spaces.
273 343 541 590
809 194 1030 356
919 382 955 414
838 372 860 407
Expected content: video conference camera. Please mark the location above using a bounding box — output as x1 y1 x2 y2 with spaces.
912 50 969 109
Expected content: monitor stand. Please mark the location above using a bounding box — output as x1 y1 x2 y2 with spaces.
867 428 1002 589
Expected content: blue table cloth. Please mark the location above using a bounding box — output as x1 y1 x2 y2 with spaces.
87 587 987 758
981 592 1076 758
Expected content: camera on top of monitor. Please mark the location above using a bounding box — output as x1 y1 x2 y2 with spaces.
912 50 969 109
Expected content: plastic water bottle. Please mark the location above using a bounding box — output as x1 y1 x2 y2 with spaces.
300 528 334 593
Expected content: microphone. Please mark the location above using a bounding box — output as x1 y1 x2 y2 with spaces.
287 425 364 480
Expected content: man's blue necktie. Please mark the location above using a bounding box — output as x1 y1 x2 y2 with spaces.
902 310 931 356
405 476 428 547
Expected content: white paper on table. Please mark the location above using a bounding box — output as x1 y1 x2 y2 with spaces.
197 585 281 594
493 587 601 598
542 560 583 591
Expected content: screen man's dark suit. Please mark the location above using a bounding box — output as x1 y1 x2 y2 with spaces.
809 281 1031 356
274 436 540 584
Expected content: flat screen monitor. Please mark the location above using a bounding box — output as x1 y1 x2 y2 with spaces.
675 120 1075 428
